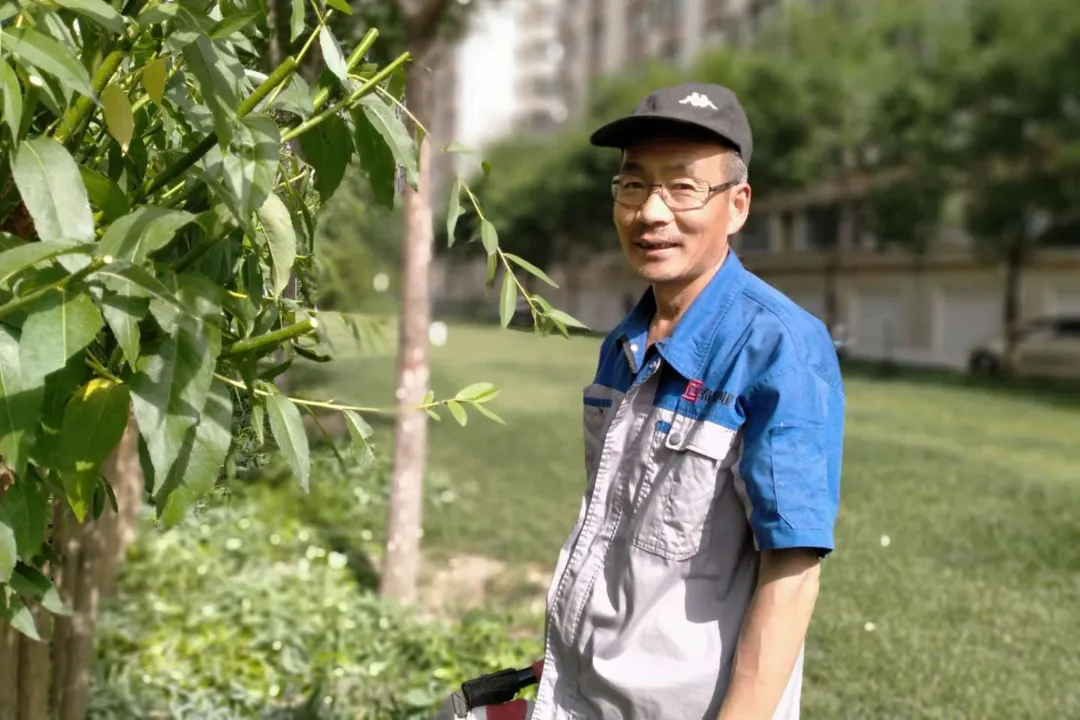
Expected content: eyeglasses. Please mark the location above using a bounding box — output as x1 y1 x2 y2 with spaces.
610 176 740 211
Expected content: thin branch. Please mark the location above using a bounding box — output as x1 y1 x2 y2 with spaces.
212 373 442 416
281 51 411 143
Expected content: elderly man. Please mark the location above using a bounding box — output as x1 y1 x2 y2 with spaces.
532 81 845 720
439 82 844 720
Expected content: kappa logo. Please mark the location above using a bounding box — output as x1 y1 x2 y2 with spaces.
682 379 735 406
679 92 718 110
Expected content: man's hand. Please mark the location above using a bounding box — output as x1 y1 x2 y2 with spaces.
717 549 822 720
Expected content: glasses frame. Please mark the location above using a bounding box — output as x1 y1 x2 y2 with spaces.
610 175 741 211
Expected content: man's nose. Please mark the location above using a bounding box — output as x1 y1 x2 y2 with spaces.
637 188 673 224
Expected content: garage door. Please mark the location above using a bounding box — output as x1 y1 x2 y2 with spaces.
1054 293 1080 315
853 292 902 360
940 292 1000 367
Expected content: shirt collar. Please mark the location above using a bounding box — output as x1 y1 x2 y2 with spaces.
616 250 748 381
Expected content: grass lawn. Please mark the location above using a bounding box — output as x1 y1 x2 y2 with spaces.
295 314 1080 719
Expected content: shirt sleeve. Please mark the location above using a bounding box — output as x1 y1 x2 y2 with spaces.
737 366 845 556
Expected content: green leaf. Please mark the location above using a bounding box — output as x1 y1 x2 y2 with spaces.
326 0 353 14
444 141 473 153
545 307 589 330
0 60 22 144
182 34 244 148
446 178 464 247
157 378 233 528
289 0 305 42
0 27 94 99
130 273 222 493
504 252 558 288
486 252 496 287
58 379 130 522
298 114 353 203
268 73 313 119
101 288 148 369
10 564 70 616
54 0 126 33
208 11 260 39
0 324 46 477
319 27 348 83
480 219 498 255
142 57 167 104
446 400 467 426
6 602 41 641
98 207 197 264
472 402 506 425
256 192 296 299
10 137 94 244
426 408 441 422
33 350 86 468
101 84 134 153
358 95 418 189
200 114 279 226
96 263 187 317
0 475 46 560
499 271 517 329
264 384 310 491
352 107 397 209
78 166 129 224
456 382 498 403
0 240 90 287
0 517 15 583
20 289 103 385
251 401 265 446
343 410 374 470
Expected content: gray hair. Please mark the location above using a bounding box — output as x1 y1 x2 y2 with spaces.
725 151 749 185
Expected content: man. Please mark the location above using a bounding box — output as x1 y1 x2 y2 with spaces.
528 82 846 720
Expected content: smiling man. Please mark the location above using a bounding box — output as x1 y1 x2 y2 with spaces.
527 83 847 720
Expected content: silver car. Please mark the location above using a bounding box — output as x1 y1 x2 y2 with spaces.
968 315 1080 381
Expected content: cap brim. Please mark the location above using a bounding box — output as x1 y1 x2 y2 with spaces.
589 115 740 153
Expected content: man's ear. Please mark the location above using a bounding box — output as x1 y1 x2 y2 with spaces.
726 184 752 236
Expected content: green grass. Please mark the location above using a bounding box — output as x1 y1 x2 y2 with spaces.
295 315 1080 719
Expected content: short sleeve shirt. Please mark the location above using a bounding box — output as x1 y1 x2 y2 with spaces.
530 252 845 720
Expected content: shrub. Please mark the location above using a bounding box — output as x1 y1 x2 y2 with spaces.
89 454 543 719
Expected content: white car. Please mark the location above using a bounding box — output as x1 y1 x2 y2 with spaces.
967 315 1080 381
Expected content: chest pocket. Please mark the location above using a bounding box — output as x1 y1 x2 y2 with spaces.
582 384 618 482
630 416 739 562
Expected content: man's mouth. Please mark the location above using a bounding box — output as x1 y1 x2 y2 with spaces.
634 239 680 251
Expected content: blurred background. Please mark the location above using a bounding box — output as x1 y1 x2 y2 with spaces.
79 0 1080 717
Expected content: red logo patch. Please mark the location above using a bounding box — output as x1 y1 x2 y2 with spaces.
682 379 704 402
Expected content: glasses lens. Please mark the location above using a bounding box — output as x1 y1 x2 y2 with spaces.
664 182 708 210
613 177 647 205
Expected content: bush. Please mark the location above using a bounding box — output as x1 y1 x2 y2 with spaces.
89 454 542 719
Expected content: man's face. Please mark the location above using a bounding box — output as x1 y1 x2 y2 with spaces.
613 138 751 288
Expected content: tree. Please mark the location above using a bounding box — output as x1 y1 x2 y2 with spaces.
0 1 561 716
866 0 1080 375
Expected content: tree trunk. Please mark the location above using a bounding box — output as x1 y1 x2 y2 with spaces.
1002 237 1025 377
380 38 438 604
0 622 18 718
49 412 144 720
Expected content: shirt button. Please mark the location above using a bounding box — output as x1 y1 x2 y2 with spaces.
669 433 682 445
630 343 639 353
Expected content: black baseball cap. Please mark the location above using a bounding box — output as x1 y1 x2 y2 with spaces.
589 82 753 166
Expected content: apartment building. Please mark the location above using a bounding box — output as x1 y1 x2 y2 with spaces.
557 0 791 120
513 0 569 134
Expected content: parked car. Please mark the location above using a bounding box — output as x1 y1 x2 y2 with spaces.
967 315 1080 381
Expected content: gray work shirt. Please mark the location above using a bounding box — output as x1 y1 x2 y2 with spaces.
530 252 845 720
